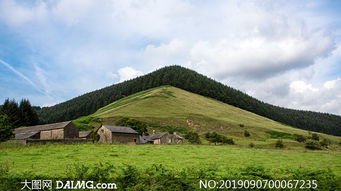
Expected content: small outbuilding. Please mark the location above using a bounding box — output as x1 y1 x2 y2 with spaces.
79 131 93 139
13 121 79 140
97 125 139 144
141 132 183 144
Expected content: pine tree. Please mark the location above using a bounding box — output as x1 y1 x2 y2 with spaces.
0 99 20 127
0 114 13 141
19 99 39 126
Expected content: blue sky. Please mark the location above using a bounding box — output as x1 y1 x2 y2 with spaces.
0 0 341 115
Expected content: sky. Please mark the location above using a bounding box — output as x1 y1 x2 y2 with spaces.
0 0 341 115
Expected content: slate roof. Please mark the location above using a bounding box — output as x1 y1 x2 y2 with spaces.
142 132 168 142
13 121 72 134
15 131 39 140
79 131 93 138
142 133 167 141
102 125 138 134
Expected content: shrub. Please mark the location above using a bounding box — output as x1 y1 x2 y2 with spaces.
275 140 284 148
320 138 331 147
244 130 250 137
249 143 255 148
115 117 148 134
205 132 234 145
0 115 13 142
311 133 319 141
91 133 100 142
266 130 296 139
0 162 10 176
184 132 201 144
221 136 235 145
295 135 307 142
305 140 322 150
239 124 245 127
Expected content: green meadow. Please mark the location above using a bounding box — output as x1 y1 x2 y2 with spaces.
1 143 340 177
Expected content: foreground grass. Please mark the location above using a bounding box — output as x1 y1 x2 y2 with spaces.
1 144 340 177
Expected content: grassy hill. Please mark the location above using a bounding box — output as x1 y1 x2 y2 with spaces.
74 86 341 148
37 66 341 136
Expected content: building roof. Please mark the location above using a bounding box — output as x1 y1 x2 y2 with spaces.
79 131 93 138
13 121 72 134
139 135 150 144
15 131 39 140
102 125 138 134
172 133 183 140
142 132 168 141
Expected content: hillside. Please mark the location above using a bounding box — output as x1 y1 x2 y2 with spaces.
37 66 341 136
74 86 341 146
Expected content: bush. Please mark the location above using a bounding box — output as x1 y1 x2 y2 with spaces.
311 133 320 141
244 130 250 137
205 132 234 145
295 135 307 142
275 140 284 148
320 138 331 147
249 143 255 148
0 163 340 190
239 124 245 127
305 140 322 150
0 162 9 176
221 136 235 145
91 133 100 142
184 132 201 144
0 115 13 142
266 130 296 139
115 117 148 135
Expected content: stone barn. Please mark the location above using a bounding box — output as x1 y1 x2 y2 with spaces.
13 121 79 140
140 132 183 144
97 125 139 144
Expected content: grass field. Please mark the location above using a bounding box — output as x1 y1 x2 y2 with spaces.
1 143 340 177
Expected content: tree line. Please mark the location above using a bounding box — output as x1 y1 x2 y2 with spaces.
0 99 39 141
36 65 341 136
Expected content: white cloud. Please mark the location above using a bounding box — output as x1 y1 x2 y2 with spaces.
288 78 341 114
0 0 48 27
290 81 318 94
52 0 94 26
117 67 143 82
0 0 340 115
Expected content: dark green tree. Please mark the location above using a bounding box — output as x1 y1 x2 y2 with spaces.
295 135 306 142
19 99 39 126
0 99 20 127
184 132 201 144
244 130 251 137
0 114 13 141
311 133 319 141
115 117 148 135
275 140 284 148
205 132 234 145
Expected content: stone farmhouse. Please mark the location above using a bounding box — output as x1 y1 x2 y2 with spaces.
140 132 183 144
13 121 79 140
97 125 139 144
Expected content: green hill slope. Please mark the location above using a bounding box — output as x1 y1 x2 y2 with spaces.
38 66 341 136
75 86 341 146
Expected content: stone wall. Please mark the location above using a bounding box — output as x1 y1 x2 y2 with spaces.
112 132 139 144
98 126 112 143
